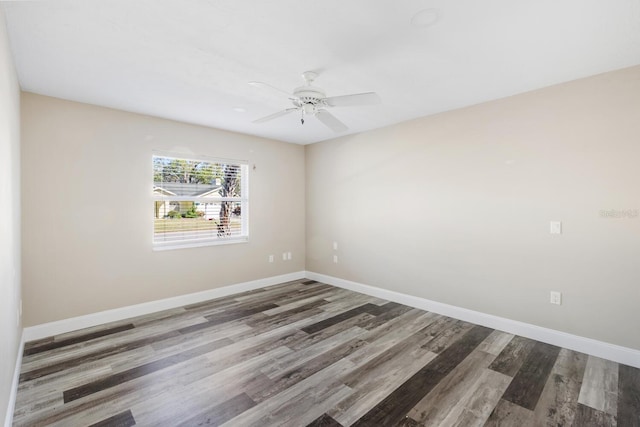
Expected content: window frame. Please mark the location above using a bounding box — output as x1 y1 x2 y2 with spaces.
152 151 249 251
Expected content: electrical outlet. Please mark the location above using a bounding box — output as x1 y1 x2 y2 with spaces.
550 221 562 234
268 255 274 263
550 291 562 305
282 252 287 261
333 255 338 263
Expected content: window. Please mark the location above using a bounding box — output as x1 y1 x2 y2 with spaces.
152 154 248 249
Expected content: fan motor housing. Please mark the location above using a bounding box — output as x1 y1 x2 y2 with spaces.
293 85 325 105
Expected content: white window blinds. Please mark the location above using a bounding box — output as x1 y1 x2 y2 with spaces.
152 154 249 249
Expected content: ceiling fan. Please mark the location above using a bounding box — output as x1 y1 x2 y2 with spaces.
249 71 381 133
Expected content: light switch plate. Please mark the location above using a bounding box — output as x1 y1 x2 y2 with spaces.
550 291 562 305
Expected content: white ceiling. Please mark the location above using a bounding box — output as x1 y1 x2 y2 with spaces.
2 1 640 144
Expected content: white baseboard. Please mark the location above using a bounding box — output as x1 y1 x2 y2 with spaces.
23 271 305 342
4 331 24 427
305 271 640 369
19 269 640 370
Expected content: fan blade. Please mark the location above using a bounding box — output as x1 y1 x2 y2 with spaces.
316 110 348 133
253 108 298 124
248 81 292 97
324 92 381 107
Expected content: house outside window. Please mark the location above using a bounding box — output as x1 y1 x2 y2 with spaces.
152 153 248 249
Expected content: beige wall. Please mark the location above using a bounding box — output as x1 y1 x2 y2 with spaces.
306 66 640 350
0 7 22 424
21 93 305 326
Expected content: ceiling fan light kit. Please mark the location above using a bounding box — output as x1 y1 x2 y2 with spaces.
250 71 381 133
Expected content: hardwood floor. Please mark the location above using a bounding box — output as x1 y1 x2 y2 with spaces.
13 279 640 426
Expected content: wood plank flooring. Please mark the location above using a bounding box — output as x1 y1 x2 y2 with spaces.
13 279 640 426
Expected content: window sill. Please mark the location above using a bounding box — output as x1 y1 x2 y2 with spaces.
153 237 248 251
